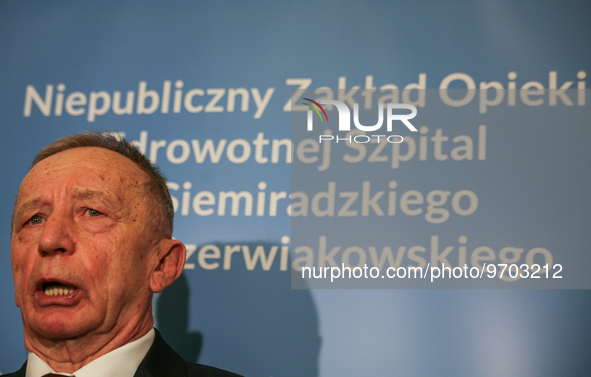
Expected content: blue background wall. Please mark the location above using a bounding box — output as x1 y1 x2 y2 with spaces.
1 1 590 376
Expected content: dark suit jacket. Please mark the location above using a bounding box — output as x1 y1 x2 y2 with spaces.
3 329 241 377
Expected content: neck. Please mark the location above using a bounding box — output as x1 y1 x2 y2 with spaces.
24 314 154 374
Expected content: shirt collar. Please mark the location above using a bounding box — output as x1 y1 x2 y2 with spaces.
26 328 155 377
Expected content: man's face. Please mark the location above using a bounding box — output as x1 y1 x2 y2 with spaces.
11 147 160 341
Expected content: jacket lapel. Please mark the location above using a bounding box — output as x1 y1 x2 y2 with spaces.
133 329 186 377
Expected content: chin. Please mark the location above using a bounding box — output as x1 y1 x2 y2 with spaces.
29 312 99 340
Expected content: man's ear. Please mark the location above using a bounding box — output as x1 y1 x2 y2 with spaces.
149 239 186 293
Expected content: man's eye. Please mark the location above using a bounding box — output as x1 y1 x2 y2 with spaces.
27 215 43 225
87 209 102 217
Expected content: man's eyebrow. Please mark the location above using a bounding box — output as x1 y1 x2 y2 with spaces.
13 197 43 224
71 188 105 200
70 187 121 207
11 188 125 231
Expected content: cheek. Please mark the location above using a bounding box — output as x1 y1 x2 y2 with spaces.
11 242 30 276
77 216 117 234
12 262 21 277
11 263 22 295
15 212 47 243
11 247 30 305
89 232 153 292
12 231 42 297
90 235 136 278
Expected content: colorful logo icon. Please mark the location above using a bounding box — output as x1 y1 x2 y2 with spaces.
303 98 328 122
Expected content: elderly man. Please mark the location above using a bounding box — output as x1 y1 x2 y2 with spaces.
7 132 240 377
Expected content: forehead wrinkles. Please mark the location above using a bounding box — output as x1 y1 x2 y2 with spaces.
30 147 149 191
14 151 150 219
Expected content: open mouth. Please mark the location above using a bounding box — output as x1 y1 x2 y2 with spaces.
42 282 76 296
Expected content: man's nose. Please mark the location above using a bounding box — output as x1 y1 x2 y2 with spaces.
38 212 74 256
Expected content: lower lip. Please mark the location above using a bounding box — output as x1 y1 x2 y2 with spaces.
35 289 82 306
